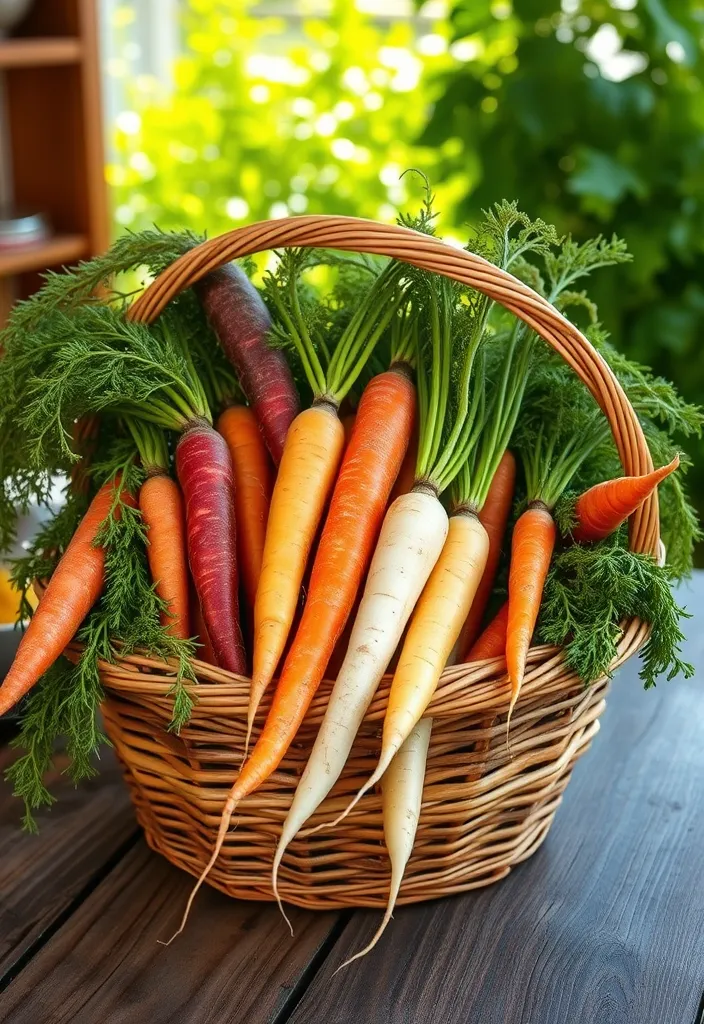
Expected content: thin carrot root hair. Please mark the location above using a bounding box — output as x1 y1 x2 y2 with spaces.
165 789 240 943
334 898 399 974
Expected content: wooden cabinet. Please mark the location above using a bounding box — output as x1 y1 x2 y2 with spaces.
0 0 108 324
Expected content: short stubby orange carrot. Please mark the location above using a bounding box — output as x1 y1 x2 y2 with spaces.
572 455 679 544
0 476 133 717
249 402 345 727
247 366 415 760
506 502 557 717
465 600 509 662
140 473 190 639
457 450 516 658
217 405 273 614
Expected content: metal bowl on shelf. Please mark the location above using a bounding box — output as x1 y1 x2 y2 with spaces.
0 208 50 249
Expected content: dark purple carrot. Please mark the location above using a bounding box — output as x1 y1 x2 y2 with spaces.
196 264 300 465
176 421 246 676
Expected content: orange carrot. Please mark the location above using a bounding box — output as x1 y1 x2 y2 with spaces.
465 600 509 662
139 473 190 639
178 368 415 927
506 502 556 718
457 451 516 658
217 405 274 613
0 477 133 716
249 367 414 759
249 403 345 731
572 455 679 543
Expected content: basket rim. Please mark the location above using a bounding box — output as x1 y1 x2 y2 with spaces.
71 607 650 719
127 214 660 559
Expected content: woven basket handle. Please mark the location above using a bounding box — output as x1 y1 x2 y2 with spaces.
127 215 659 557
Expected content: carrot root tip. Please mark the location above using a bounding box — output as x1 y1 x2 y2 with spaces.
272 863 294 937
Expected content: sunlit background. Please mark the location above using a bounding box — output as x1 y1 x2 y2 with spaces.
99 0 704 534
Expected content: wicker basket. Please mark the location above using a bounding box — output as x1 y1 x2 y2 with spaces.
95 216 657 911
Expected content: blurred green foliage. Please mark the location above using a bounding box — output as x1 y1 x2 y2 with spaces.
108 0 704 550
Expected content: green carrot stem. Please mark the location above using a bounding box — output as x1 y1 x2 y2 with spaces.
334 292 405 401
290 273 328 393
416 283 444 479
326 267 408 398
124 417 169 474
268 285 326 397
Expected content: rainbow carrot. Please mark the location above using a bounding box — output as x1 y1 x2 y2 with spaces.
196 263 299 464
0 476 133 716
572 456 679 543
217 405 273 613
176 423 246 676
140 474 190 639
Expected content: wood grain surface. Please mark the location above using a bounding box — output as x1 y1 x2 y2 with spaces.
1 579 702 1024
287 577 704 1024
0 840 343 1024
0 744 137 982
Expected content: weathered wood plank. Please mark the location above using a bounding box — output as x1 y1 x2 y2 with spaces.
288 577 704 1023
0 839 342 1024
0 744 137 981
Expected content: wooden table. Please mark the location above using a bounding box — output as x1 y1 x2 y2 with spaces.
1 576 703 1024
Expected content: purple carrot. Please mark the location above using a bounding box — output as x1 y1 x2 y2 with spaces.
176 421 246 675
196 264 299 465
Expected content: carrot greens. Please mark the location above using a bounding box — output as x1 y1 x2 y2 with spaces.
6 448 196 831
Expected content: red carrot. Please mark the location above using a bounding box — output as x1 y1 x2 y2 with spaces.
572 455 679 543
457 451 516 658
0 476 134 716
465 601 508 662
191 587 217 666
196 264 300 464
176 422 246 676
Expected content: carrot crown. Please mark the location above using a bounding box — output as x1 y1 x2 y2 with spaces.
7 303 212 468
123 418 169 476
452 217 635 514
417 203 559 500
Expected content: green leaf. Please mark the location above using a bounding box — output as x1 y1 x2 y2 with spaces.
643 0 697 66
567 148 648 205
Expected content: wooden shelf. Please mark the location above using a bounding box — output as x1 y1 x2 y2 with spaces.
0 234 87 277
0 37 82 69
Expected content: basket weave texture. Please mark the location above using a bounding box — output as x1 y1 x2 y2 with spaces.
96 217 657 910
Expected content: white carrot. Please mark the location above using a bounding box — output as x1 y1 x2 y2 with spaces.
335 717 433 970
272 487 448 922
327 510 489 826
